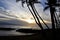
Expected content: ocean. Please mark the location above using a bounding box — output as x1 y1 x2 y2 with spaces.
0 23 52 36
0 25 40 36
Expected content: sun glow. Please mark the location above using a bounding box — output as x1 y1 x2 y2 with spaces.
20 18 51 24
20 18 35 23
25 19 35 23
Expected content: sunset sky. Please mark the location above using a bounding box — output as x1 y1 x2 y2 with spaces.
0 0 52 29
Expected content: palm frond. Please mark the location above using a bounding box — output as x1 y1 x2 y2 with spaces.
43 6 49 11
45 3 49 5
21 1 25 7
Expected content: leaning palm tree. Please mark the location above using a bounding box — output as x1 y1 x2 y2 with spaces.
16 1 49 39
16 0 43 29
16 0 49 30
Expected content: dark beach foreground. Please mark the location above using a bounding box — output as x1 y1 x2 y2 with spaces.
0 28 60 40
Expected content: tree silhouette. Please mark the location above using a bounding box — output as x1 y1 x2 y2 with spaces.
43 0 60 40
16 0 49 30
16 0 43 29
43 0 60 29
16 0 59 39
43 0 57 29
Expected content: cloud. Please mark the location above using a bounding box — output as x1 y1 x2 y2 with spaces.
0 0 52 29
0 0 32 19
0 16 7 18
0 19 30 28
0 7 18 18
0 0 51 22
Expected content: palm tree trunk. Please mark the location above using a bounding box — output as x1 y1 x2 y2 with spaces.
50 6 56 40
54 13 58 28
33 6 49 29
27 5 38 25
30 3 43 30
50 7 55 29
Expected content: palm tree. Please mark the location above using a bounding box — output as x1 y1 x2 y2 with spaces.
43 0 58 40
16 0 44 30
43 0 57 30
16 0 50 30
44 0 60 29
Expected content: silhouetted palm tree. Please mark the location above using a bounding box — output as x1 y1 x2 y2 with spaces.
16 0 44 30
16 0 50 30
43 0 58 40
43 0 57 29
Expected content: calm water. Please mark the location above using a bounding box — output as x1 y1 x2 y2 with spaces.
0 25 40 36
0 23 51 36
0 30 33 36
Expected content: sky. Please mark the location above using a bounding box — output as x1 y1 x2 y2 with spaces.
0 0 60 36
0 0 51 29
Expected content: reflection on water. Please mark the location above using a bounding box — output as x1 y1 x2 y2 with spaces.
0 30 33 36
0 25 39 36
0 25 41 29
0 23 51 36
